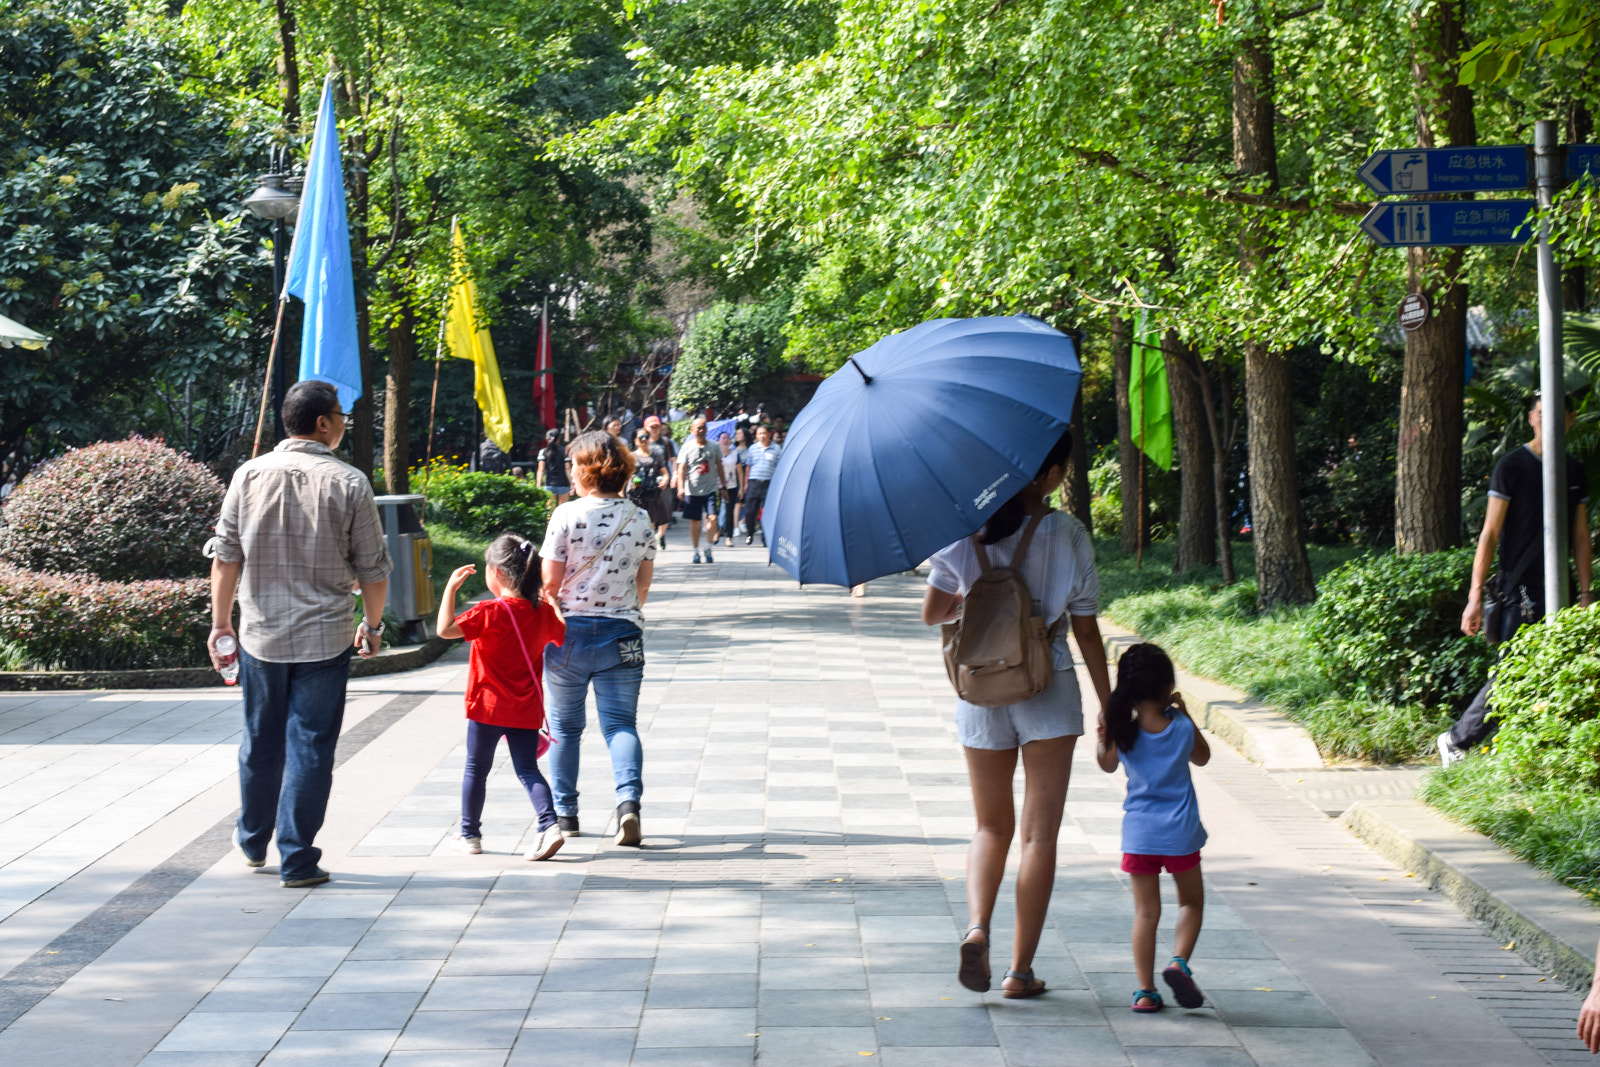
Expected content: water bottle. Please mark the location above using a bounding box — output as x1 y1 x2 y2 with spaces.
216 635 240 685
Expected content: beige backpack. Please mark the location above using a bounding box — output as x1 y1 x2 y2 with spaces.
941 511 1061 707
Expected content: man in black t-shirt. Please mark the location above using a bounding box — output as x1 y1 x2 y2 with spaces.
1444 393 1593 763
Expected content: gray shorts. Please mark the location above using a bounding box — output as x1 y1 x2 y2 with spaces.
955 669 1084 750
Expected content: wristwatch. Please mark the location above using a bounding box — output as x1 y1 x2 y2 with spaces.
361 619 384 634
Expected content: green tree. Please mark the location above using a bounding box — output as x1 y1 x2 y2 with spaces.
668 298 789 412
0 2 270 466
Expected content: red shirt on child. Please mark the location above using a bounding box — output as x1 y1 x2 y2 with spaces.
454 597 566 730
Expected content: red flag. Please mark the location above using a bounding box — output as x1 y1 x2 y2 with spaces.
533 297 556 430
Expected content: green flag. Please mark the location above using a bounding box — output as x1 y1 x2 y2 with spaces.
1129 312 1173 471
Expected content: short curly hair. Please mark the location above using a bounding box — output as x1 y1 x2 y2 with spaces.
568 430 636 494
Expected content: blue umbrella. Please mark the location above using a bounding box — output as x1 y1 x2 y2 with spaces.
765 315 1081 587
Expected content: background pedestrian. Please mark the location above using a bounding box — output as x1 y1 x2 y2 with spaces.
676 416 725 564
742 424 781 546
537 429 571 504
1444 393 1592 764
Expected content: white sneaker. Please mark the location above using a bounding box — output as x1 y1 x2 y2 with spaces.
524 825 565 861
1437 732 1466 767
454 836 483 854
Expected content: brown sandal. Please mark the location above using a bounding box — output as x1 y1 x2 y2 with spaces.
1002 968 1047 999
958 924 990 992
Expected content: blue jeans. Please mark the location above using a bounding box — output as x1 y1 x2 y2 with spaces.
543 615 645 816
237 646 352 879
461 720 555 837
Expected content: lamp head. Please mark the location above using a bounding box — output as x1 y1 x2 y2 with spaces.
242 174 299 220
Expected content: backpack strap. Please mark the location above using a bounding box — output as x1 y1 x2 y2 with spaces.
1012 510 1049 567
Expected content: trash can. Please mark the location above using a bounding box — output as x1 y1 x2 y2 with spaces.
373 494 434 644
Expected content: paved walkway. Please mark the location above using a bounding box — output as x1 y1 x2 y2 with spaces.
0 546 1590 1065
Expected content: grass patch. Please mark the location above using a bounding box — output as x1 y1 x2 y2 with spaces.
1097 539 1455 763
1420 759 1600 902
428 523 494 602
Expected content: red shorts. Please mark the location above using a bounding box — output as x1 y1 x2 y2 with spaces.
1121 850 1201 875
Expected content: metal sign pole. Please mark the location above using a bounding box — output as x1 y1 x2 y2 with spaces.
1534 119 1568 617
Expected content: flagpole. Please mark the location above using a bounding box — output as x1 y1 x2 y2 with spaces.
251 297 290 458
1136 336 1145 572
422 305 447 498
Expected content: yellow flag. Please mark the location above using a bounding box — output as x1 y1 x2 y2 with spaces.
444 220 513 453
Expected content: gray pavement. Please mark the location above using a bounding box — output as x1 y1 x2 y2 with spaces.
0 545 1591 1065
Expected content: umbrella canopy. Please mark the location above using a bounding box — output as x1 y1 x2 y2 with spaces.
0 313 49 350
765 315 1081 587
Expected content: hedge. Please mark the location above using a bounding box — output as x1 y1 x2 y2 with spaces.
0 565 210 671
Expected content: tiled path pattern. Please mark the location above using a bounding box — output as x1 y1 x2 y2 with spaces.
0 548 1592 1065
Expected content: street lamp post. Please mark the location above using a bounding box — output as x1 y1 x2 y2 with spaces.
242 146 301 442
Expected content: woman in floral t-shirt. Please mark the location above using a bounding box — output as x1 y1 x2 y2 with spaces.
540 431 658 846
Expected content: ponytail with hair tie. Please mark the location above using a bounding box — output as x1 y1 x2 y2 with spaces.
1105 643 1176 754
486 531 544 602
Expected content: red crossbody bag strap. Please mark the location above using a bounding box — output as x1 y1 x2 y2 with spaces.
498 599 547 709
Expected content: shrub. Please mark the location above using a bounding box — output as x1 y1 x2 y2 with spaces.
1305 548 1492 709
414 462 551 541
1477 604 1600 791
0 565 210 670
0 437 223 580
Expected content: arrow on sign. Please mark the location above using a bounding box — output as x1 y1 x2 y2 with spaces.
1360 200 1535 247
1358 147 1530 195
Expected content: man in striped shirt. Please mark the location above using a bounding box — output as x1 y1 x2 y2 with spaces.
742 424 782 547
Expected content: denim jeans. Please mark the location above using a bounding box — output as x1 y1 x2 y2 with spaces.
461 720 555 837
543 615 645 816
237 645 352 879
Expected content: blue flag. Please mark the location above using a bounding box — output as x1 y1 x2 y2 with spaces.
284 78 360 412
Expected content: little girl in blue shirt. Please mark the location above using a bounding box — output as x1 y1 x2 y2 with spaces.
1095 643 1211 1013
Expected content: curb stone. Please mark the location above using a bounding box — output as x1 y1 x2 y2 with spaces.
1341 800 1597 991
0 636 458 691
1099 616 1599 991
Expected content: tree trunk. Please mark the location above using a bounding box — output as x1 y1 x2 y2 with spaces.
1064 381 1092 532
1397 0 1475 554
1245 347 1314 600
273 0 300 129
1164 330 1215 572
1194 357 1237 586
1234 34 1316 606
1113 313 1144 555
384 303 415 494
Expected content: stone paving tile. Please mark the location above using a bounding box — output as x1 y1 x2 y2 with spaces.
3 558 1594 1067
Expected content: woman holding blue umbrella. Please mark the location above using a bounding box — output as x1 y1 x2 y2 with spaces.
922 427 1112 999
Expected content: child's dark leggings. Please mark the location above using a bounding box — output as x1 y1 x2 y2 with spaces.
461 721 556 838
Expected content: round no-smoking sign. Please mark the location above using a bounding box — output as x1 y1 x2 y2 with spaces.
1398 292 1429 331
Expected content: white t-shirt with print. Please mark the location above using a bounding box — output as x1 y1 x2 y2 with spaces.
540 496 657 623
926 510 1098 671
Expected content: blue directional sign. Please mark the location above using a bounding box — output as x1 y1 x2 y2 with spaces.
1359 200 1535 247
1359 147 1530 195
1568 144 1600 183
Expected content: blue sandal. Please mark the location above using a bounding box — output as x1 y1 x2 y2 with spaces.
1132 988 1163 1013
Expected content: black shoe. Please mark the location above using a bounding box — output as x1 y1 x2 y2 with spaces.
280 867 330 888
745 535 753 545
614 801 642 847
557 815 580 838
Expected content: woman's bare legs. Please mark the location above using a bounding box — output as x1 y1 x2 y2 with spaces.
963 745 1017 957
963 735 1076 991
1010 735 1075 985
